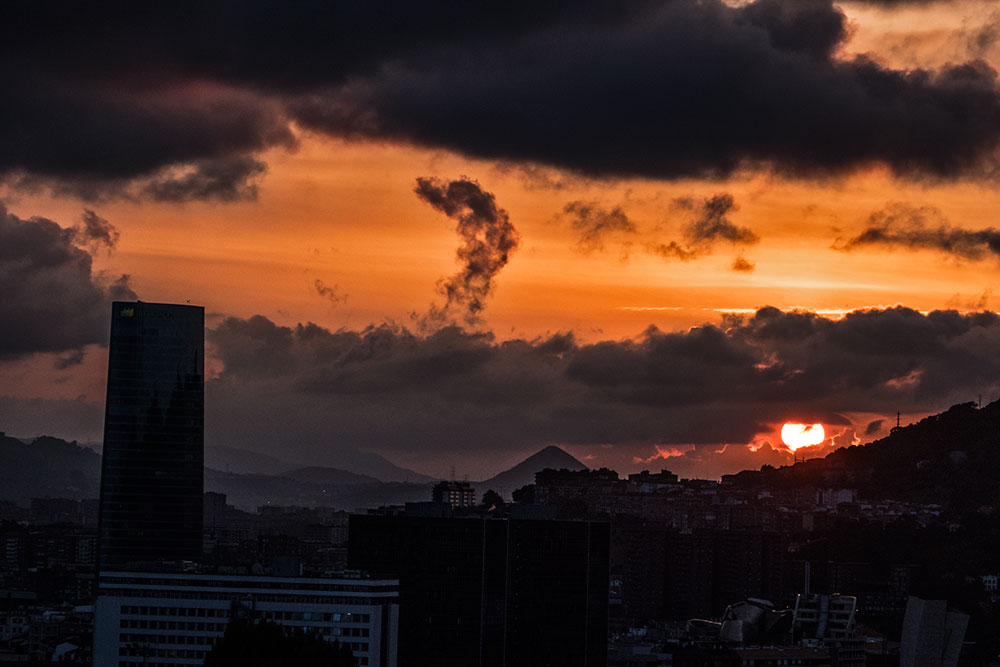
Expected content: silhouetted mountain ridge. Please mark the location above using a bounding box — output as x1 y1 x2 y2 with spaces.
204 445 434 483
12 404 995 513
204 468 429 511
730 400 1000 513
476 445 587 498
282 467 382 486
0 434 101 500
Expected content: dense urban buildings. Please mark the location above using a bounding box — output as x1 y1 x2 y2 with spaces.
98 302 205 570
4 318 1000 665
349 513 610 667
431 480 477 509
93 570 399 666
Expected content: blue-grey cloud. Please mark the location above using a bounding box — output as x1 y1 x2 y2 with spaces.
0 204 136 358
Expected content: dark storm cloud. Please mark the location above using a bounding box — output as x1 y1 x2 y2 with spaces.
0 204 136 359
561 201 638 255
0 1 650 197
296 0 1000 181
415 177 520 324
741 0 846 60
840 203 1000 259
204 306 1000 467
0 72 293 200
4 0 1000 194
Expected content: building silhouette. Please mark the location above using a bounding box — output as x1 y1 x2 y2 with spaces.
900 596 968 667
97 301 204 570
349 514 610 667
94 570 399 666
431 480 476 509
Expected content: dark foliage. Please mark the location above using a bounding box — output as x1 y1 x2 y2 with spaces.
203 619 354 667
512 484 536 504
730 400 1000 514
481 489 504 508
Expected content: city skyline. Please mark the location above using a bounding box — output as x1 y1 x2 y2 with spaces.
4 0 1000 479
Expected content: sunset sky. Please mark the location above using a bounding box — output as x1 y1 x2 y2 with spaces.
4 0 1000 480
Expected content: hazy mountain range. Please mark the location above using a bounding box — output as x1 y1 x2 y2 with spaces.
10 401 996 514
0 434 587 511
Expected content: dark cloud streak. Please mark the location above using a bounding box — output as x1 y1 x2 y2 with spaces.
74 210 119 251
314 279 346 307
840 203 1000 260
415 177 520 324
561 201 637 256
649 194 758 262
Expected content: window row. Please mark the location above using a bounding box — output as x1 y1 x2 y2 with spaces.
121 619 225 632
121 605 228 617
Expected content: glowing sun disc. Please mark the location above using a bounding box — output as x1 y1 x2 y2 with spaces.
781 423 825 450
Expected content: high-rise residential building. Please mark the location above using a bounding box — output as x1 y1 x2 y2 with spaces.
98 301 204 570
349 513 610 667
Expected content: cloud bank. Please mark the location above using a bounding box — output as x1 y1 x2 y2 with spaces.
205 306 1000 473
5 0 1000 199
0 205 135 359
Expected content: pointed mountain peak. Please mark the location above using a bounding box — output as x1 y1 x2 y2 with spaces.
476 446 587 496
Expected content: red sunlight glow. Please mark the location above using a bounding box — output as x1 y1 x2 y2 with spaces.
780 423 825 451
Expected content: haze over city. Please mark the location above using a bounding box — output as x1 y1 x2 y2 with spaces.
4 0 1000 480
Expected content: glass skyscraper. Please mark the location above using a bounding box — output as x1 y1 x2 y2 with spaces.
98 301 204 570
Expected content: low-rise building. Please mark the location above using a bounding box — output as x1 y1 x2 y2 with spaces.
94 570 399 667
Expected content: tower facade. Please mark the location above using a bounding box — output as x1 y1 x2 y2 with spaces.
98 301 204 569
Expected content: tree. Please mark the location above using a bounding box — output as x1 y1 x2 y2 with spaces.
203 619 355 667
512 484 535 504
481 489 504 508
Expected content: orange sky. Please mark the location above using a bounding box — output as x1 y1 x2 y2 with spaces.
7 134 999 343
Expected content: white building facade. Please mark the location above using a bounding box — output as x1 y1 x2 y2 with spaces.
94 571 398 667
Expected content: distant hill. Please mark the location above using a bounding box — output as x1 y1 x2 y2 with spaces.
282 467 382 486
327 449 436 484
205 445 301 475
0 435 101 501
204 468 429 511
14 401 1000 514
206 444 434 484
476 446 587 499
0 433 434 510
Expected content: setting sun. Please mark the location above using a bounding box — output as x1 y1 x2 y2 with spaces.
781 423 825 451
